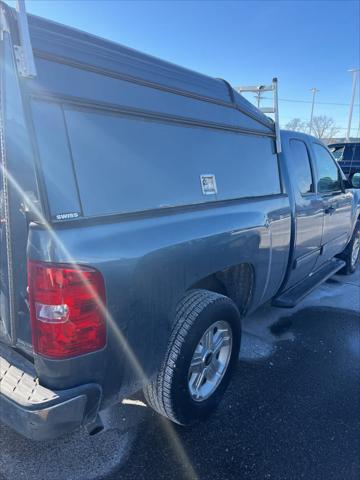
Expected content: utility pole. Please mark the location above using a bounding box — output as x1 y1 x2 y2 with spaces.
346 68 359 142
309 87 319 135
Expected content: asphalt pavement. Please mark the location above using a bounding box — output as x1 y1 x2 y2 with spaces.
0 270 359 480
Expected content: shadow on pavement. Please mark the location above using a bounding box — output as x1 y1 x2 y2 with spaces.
110 307 360 480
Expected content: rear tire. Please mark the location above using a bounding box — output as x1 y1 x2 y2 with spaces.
143 289 241 426
338 220 360 275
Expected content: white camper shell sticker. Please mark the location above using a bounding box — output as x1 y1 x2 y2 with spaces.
200 174 217 195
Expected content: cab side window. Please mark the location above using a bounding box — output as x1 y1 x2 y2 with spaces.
290 139 314 195
313 143 342 194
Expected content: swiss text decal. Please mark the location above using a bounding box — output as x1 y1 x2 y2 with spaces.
55 212 80 221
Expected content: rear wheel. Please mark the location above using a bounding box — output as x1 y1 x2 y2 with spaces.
339 221 360 275
143 289 241 425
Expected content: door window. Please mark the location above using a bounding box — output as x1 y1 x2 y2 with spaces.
313 144 342 194
290 139 314 195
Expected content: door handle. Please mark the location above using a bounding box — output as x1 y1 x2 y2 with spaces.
325 205 337 215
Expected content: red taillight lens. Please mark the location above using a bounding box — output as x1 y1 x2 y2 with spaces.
28 261 106 359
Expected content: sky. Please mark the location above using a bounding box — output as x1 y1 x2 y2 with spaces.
7 0 360 136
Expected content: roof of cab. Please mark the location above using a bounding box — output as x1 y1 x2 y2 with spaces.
280 129 325 143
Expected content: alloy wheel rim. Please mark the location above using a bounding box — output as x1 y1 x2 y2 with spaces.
188 320 233 402
351 234 360 268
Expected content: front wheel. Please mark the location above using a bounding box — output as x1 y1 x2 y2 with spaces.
339 221 360 275
143 289 241 425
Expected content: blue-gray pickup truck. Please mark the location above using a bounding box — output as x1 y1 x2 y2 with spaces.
0 1 359 441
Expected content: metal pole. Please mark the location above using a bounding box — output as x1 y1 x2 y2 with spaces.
309 87 319 135
15 0 37 77
273 78 281 154
346 68 359 142
256 90 261 109
254 86 265 108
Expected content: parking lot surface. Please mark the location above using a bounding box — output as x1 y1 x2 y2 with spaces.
0 270 359 480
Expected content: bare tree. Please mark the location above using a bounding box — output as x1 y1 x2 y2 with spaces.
309 115 340 140
285 115 340 142
284 118 307 132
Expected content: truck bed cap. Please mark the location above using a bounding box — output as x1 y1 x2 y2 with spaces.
21 8 273 129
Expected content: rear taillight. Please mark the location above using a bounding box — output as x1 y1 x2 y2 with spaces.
28 260 106 359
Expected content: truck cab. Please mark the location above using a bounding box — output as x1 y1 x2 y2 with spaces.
276 132 359 305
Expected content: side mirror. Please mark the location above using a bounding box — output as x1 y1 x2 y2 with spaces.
352 173 360 189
